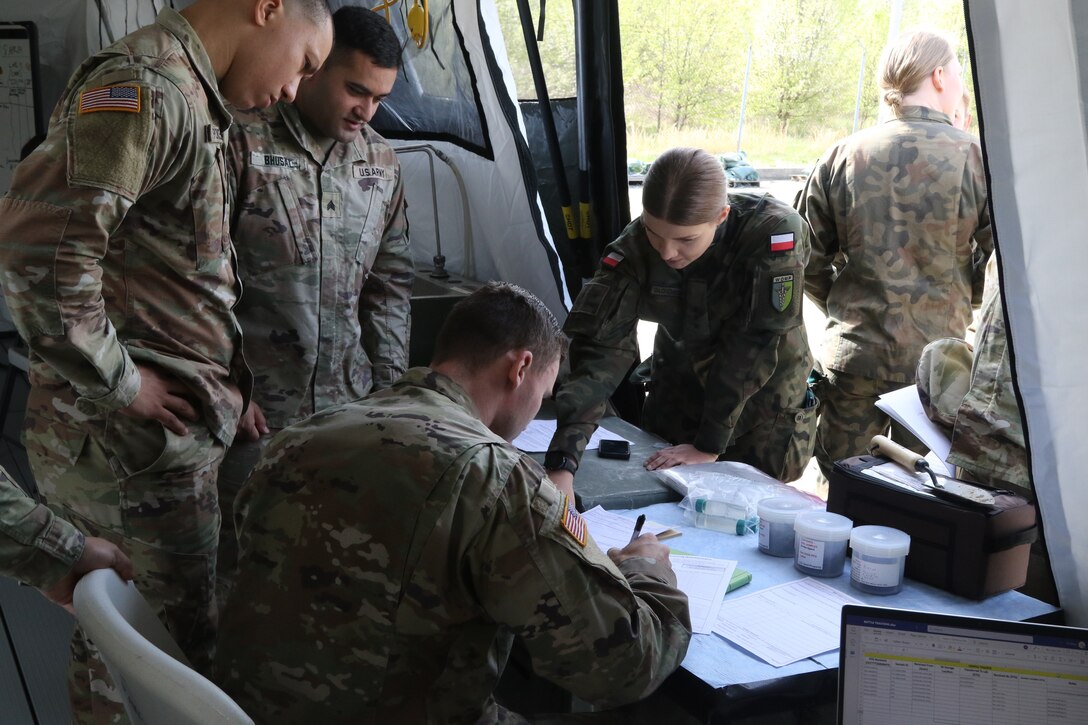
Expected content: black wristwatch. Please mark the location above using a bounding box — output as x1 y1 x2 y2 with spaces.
543 450 578 475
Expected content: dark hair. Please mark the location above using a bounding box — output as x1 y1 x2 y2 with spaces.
331 6 402 69
432 283 567 369
642 147 727 226
291 0 333 25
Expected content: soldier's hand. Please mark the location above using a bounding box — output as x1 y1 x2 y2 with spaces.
236 401 269 442
608 533 671 567
41 536 135 614
546 469 575 502
644 443 718 471
120 363 199 436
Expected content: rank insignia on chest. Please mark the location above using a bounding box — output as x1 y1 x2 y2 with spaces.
205 125 223 144
772 274 794 312
601 251 624 269
561 495 587 547
769 232 795 253
79 85 141 114
322 191 343 218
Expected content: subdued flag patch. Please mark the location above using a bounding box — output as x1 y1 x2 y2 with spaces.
79 85 140 114
601 251 624 269
561 495 587 547
769 232 795 253
772 273 794 312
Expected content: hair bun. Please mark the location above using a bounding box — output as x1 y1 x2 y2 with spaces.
883 89 904 108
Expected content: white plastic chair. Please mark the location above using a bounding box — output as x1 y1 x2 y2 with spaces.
72 569 254 725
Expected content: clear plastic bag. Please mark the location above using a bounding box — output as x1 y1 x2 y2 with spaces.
654 462 824 535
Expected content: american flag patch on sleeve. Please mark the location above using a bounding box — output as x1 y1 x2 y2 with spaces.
769 232 795 253
601 251 624 269
560 495 587 547
79 85 141 114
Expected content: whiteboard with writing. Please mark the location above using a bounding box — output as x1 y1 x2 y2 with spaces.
0 22 41 196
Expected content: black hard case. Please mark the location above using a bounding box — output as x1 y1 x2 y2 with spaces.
827 454 1037 600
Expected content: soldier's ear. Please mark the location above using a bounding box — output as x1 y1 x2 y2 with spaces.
505 350 534 389
717 205 730 225
252 0 286 28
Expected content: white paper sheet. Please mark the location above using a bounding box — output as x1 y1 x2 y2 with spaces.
513 420 633 453
712 578 861 667
671 555 737 634
874 385 954 475
580 506 673 551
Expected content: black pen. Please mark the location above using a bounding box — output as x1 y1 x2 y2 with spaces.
629 514 646 544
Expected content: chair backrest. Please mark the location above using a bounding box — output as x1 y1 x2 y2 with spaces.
73 569 253 725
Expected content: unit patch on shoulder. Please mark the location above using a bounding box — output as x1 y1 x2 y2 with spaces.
560 495 587 547
771 273 794 312
769 232 795 253
79 85 141 114
601 251 624 269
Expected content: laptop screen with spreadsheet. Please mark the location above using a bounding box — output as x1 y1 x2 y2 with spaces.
837 605 1088 725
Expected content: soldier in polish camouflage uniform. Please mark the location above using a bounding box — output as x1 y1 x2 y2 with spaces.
547 148 816 488
0 467 132 597
0 2 332 718
796 29 992 477
215 284 691 723
217 7 411 601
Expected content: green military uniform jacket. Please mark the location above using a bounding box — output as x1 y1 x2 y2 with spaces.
0 9 247 455
227 104 412 428
551 192 813 463
0 469 83 589
798 105 993 383
215 368 691 724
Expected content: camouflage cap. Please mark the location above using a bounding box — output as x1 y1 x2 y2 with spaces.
917 337 973 430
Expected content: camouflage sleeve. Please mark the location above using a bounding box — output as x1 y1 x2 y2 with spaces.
549 259 641 465
360 165 413 390
795 152 843 315
694 213 810 455
474 459 691 707
0 67 183 410
965 141 994 307
0 468 84 588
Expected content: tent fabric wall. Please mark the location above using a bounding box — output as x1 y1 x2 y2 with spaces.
968 0 1087 625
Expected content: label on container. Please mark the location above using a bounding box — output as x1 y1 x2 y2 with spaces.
796 536 825 569
852 553 900 588
758 520 770 549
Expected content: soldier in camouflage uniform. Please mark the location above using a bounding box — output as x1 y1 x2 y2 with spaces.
217 7 411 602
0 1 332 719
916 254 1057 603
547 147 817 491
214 283 691 723
0 467 133 607
796 29 992 478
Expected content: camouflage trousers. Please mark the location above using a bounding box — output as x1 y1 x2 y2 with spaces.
215 432 275 606
24 412 226 724
643 388 819 483
811 368 926 479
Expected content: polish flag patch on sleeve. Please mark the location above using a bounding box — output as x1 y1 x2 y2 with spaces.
560 495 588 547
769 232 795 253
601 251 624 269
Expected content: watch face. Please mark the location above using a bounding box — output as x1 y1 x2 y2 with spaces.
544 451 574 473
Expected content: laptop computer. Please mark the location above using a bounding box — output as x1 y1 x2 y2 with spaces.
838 604 1088 725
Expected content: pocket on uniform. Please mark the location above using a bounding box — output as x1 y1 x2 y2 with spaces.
22 417 88 468
233 178 312 275
190 164 229 270
354 186 387 267
775 395 820 482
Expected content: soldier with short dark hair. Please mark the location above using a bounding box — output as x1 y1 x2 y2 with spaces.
796 28 992 478
217 6 411 603
546 146 817 493
214 282 691 723
0 0 333 719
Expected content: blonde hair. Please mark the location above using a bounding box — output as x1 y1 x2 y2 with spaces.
642 147 727 226
879 29 957 112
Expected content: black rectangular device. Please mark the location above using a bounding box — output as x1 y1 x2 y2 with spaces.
597 439 631 460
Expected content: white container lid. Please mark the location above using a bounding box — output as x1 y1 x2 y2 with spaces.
850 525 911 557
757 497 813 524
794 511 853 541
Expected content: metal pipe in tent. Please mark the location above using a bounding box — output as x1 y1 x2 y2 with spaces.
572 0 595 279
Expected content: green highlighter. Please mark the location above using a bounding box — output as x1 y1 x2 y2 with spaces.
727 567 752 593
